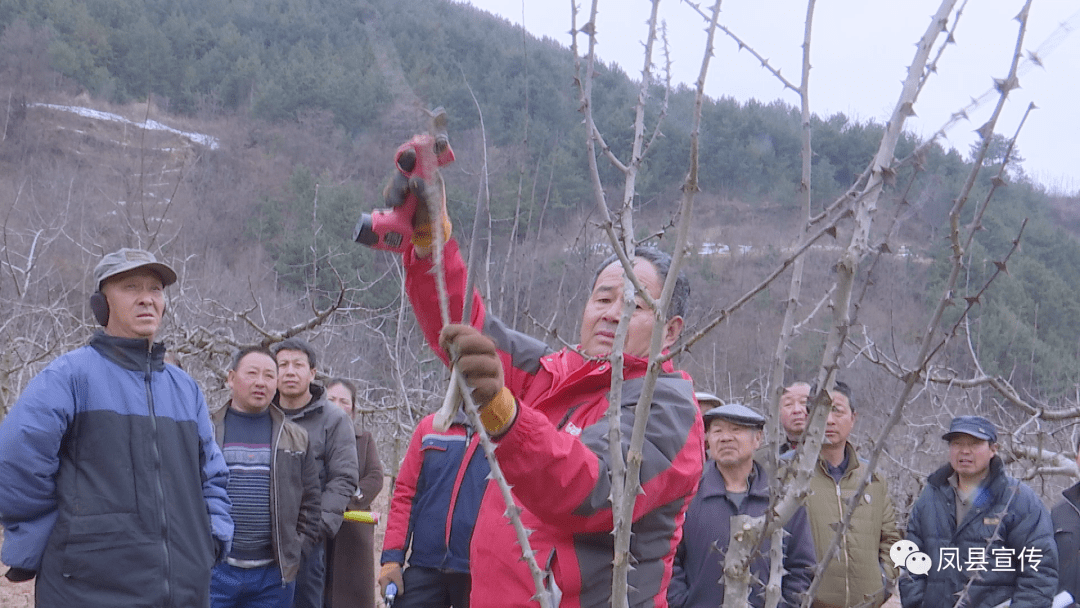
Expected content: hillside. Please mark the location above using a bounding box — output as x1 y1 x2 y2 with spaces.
3 0 1080 513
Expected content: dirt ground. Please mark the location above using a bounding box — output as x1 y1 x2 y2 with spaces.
0 530 34 607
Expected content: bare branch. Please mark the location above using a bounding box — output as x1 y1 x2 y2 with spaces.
682 0 799 94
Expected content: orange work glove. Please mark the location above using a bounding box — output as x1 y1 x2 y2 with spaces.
378 562 404 597
440 324 518 436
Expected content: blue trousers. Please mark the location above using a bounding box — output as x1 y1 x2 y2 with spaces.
291 542 326 608
211 562 296 608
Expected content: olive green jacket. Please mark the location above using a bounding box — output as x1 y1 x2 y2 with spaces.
805 443 902 608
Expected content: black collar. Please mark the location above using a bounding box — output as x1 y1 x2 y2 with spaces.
89 330 166 372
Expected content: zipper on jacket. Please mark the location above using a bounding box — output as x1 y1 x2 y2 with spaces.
443 427 480 565
833 482 852 607
271 416 287 583
145 359 172 605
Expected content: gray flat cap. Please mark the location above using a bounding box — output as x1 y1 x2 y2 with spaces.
702 403 766 429
695 391 723 408
94 248 177 289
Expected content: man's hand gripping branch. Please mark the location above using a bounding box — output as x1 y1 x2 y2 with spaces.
440 325 517 437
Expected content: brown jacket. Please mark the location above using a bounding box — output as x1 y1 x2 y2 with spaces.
327 423 384 608
805 443 901 608
211 403 321 582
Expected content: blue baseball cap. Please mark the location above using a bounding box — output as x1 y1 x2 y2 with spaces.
942 416 998 443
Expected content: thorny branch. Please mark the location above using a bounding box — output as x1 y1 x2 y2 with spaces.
420 99 552 605
682 0 800 95
803 4 1034 605
571 0 701 604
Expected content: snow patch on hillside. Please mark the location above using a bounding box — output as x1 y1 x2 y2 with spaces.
30 103 219 150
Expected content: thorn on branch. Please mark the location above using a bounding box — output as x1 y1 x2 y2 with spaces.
580 21 596 36
825 226 838 239
964 295 981 306
975 121 994 140
899 102 916 118
993 261 1009 274
881 166 897 186
879 243 892 254
1027 51 1044 68
991 176 1008 189
993 76 1020 94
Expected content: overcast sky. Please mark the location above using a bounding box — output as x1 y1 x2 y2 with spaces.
465 0 1080 194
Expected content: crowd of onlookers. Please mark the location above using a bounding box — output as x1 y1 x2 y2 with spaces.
2 173 1079 608
678 385 1070 608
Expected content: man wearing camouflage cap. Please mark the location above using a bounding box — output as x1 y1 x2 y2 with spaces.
0 248 233 608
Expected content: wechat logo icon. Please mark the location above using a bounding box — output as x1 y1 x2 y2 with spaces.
891 540 932 576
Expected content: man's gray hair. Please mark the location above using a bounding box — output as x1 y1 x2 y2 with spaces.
592 246 690 320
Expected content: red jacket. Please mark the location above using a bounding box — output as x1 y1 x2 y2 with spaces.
381 413 489 573
404 240 704 608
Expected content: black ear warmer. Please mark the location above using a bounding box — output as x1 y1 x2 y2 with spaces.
89 290 168 328
89 291 109 326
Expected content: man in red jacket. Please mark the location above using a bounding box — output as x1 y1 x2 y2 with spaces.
360 162 704 608
377 412 489 608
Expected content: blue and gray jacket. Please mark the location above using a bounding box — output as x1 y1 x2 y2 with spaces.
0 331 232 608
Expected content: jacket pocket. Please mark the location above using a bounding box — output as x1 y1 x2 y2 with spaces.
60 513 157 585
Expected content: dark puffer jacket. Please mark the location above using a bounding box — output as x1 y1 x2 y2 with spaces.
669 460 816 608
899 456 1058 608
277 383 359 542
1052 481 1080 605
0 332 232 608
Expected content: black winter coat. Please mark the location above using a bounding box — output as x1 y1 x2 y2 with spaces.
1052 482 1080 605
899 456 1058 608
668 460 816 608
